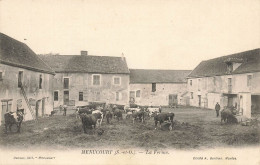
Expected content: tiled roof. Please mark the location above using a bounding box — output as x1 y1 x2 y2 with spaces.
130 69 191 83
39 54 130 74
188 48 260 78
0 33 54 74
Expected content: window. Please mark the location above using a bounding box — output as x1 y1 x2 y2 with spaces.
54 91 58 101
64 78 69 89
190 80 192 86
116 92 120 101
93 75 101 85
136 90 141 98
39 75 42 89
227 63 233 73
247 75 252 87
191 92 193 99
18 71 23 87
114 77 121 85
198 79 201 91
0 72 2 81
228 78 232 93
79 92 83 101
152 83 156 92
95 92 101 101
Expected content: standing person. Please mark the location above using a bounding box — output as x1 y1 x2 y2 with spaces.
59 105 63 113
215 102 220 117
159 105 162 113
63 105 67 116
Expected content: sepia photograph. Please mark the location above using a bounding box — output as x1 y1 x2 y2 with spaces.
0 0 259 164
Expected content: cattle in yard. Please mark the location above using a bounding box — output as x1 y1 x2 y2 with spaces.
4 109 24 133
92 110 103 126
221 108 238 124
77 106 93 115
147 107 160 116
154 112 175 131
132 111 145 124
113 109 123 121
80 114 98 133
126 111 133 119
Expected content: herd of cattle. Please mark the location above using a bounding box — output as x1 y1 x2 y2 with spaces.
3 104 239 134
76 104 175 133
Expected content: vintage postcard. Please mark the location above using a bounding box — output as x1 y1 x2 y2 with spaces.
0 0 259 165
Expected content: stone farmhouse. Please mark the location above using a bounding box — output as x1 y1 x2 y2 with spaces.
129 69 191 107
187 48 260 118
0 33 55 125
39 52 130 108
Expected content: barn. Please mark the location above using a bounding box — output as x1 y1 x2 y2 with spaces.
129 69 191 107
0 33 55 125
39 51 130 108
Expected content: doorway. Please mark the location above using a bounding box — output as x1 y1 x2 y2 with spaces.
198 95 201 107
169 94 177 107
64 91 69 105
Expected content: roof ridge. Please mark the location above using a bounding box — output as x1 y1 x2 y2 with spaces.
203 48 260 62
129 69 192 71
38 54 122 58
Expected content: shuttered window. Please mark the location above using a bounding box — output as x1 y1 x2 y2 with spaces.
136 90 141 97
79 92 83 101
152 83 156 92
93 75 101 85
54 91 58 101
64 78 69 89
39 75 42 89
114 77 121 85
18 71 23 87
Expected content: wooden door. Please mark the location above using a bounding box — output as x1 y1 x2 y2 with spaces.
64 91 69 105
198 95 201 107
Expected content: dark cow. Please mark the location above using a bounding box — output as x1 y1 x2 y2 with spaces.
154 112 175 130
132 111 145 124
78 107 93 115
221 108 238 124
113 109 123 121
4 109 24 133
80 113 101 133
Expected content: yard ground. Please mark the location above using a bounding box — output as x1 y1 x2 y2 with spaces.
0 106 259 150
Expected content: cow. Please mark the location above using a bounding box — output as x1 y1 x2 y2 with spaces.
78 107 93 115
154 112 175 130
113 109 123 121
80 114 98 133
4 109 24 133
132 111 145 124
126 111 133 119
221 108 238 124
147 107 160 117
92 110 103 126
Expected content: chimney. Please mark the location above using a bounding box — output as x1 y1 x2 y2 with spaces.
121 53 125 61
81 51 88 56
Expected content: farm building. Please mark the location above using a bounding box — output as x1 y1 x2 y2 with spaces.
0 33 55 125
187 48 260 118
39 52 130 108
129 69 191 107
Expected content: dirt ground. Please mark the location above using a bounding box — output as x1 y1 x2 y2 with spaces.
0 106 259 150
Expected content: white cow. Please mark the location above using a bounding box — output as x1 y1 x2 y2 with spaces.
92 110 103 127
147 107 160 117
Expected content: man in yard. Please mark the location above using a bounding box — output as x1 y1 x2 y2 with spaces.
215 102 220 117
159 105 162 113
63 105 67 116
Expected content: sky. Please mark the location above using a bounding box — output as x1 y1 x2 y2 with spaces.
0 0 259 70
